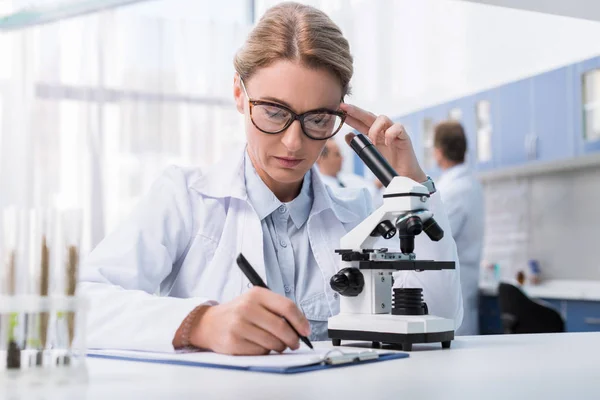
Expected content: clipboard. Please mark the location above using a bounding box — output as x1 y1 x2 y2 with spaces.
87 347 409 374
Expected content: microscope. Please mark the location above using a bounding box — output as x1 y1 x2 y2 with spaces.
327 134 455 351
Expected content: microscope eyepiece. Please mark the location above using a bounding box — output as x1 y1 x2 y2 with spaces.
349 134 398 188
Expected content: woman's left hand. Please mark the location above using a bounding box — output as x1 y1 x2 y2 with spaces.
340 103 427 183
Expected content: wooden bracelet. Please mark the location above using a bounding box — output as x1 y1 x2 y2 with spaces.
180 305 210 349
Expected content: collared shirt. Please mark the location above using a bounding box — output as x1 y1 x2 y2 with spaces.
244 152 330 340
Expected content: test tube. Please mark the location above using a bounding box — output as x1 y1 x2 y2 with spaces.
54 209 82 366
31 209 55 367
1 208 18 370
1 207 29 370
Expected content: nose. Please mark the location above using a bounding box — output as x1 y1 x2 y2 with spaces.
280 120 304 153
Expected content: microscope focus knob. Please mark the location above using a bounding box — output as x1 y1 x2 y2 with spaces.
330 267 364 297
371 220 397 239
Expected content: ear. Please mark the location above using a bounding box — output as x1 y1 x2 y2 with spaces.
433 147 443 163
233 73 245 114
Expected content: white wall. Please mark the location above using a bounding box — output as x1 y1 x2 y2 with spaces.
256 0 600 176
482 166 600 281
258 0 600 117
340 0 600 118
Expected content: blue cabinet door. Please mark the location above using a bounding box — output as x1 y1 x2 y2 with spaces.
471 90 500 171
446 95 478 171
565 300 600 332
479 294 503 334
572 56 600 155
532 66 576 162
419 105 449 178
495 79 533 167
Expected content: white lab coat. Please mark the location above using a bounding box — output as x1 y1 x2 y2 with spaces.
80 146 463 352
319 172 383 208
437 164 484 336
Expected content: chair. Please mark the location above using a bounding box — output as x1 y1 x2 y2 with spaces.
497 283 565 334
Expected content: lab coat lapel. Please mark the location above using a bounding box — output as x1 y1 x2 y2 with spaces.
189 145 267 291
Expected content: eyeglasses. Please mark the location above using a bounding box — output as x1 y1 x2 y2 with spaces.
240 78 346 140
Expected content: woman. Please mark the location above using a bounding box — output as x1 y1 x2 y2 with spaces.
80 2 463 355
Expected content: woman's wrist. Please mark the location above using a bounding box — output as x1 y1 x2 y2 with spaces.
173 305 212 349
395 164 427 183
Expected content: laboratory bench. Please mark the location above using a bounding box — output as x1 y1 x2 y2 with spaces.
479 279 600 334
4 333 600 399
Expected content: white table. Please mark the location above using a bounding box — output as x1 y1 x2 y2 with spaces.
4 332 600 400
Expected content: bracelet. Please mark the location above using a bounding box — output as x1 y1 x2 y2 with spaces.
180 305 209 349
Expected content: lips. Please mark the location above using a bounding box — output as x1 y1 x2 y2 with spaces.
274 156 304 168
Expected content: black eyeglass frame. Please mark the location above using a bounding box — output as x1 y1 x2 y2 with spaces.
240 78 347 141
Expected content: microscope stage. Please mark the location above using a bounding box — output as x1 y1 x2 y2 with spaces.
328 313 455 350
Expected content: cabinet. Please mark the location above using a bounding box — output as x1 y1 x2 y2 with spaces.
479 294 503 334
419 104 449 178
565 300 600 332
532 66 576 162
479 294 600 334
495 79 533 167
396 55 600 175
447 95 478 170
572 55 600 155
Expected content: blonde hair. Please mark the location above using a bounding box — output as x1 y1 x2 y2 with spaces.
234 2 353 96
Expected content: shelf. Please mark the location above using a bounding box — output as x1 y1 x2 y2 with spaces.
478 152 600 182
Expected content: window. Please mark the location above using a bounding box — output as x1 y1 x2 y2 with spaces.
448 107 462 121
422 117 435 170
583 69 600 142
475 100 492 163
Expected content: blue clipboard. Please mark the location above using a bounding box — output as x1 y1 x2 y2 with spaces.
88 349 409 374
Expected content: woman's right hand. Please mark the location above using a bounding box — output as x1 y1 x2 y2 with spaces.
183 287 311 355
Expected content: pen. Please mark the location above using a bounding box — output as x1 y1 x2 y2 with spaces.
236 253 313 350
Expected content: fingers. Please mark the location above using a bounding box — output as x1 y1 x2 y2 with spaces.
342 104 404 148
258 290 311 337
344 132 355 146
368 115 394 146
340 103 377 127
230 339 271 356
250 306 301 351
384 123 411 146
241 321 289 353
343 114 371 135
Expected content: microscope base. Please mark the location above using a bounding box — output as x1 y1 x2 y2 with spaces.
328 314 454 351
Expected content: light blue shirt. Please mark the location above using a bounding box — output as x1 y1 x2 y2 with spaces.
244 152 329 340
437 163 484 335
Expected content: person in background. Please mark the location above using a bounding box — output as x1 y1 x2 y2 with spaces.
317 139 380 201
434 121 484 336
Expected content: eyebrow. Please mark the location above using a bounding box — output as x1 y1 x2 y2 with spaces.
261 96 294 109
260 96 341 114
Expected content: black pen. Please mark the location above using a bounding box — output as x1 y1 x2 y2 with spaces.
236 253 313 350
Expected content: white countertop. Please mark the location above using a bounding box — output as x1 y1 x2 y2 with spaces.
480 279 600 301
4 332 600 400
